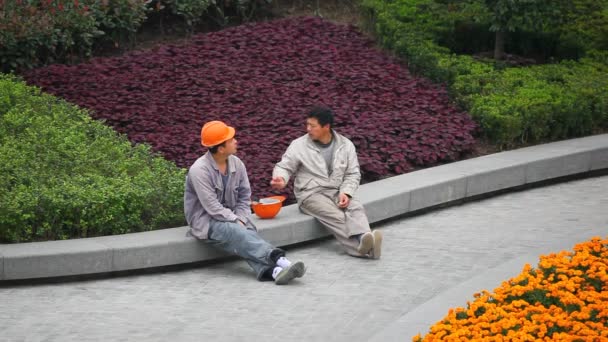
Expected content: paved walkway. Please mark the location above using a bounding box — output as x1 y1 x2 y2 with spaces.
1 175 607 342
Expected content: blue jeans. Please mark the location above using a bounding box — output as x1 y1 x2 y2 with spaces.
206 220 284 280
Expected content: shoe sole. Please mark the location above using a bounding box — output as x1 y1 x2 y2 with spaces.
357 232 374 255
291 261 306 278
371 230 383 259
275 261 306 285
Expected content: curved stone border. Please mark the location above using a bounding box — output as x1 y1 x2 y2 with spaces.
1 134 607 282
367 239 589 342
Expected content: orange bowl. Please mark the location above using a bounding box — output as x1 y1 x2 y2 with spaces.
251 196 286 219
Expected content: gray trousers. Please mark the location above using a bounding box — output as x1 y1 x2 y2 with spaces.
300 189 371 257
206 219 283 280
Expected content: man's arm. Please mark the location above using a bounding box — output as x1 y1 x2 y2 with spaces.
271 141 300 188
234 162 253 224
190 169 239 222
339 142 362 197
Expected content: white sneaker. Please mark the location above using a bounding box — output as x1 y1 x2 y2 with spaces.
370 230 383 259
357 232 374 255
274 261 306 285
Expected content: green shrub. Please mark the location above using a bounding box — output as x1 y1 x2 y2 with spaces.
227 0 273 22
363 0 495 84
145 0 272 31
0 74 186 243
362 0 608 147
0 0 149 72
462 62 608 145
0 0 273 71
147 0 212 28
89 0 148 49
0 0 102 72
556 0 608 56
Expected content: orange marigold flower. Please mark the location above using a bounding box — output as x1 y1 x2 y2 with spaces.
414 236 608 341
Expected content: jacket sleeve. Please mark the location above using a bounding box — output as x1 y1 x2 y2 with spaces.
190 167 239 222
272 141 300 184
339 141 361 196
234 160 254 225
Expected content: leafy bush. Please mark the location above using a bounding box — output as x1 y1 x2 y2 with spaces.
0 74 186 243
458 60 608 144
0 0 102 72
556 0 608 57
362 0 608 147
145 0 273 31
226 0 273 23
147 0 212 28
0 0 149 72
89 0 148 48
0 0 272 72
22 17 477 203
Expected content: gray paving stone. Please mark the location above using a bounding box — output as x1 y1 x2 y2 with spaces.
525 151 591 183
359 177 411 223
591 148 608 170
465 164 526 197
95 228 227 271
0 250 4 281
409 178 467 211
370 228 608 342
253 205 329 245
369 254 539 341
2 176 606 342
0 240 111 280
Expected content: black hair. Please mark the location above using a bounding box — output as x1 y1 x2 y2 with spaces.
208 141 227 154
307 106 334 128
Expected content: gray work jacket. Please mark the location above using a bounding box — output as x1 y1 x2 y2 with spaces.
184 152 255 239
272 130 361 204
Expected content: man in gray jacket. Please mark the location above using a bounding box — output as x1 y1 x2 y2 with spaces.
271 107 383 259
185 120 305 284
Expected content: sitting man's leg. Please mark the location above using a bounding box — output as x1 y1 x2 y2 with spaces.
206 220 305 284
346 197 383 259
300 191 377 257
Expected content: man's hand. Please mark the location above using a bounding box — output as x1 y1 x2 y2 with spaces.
338 193 350 208
270 176 286 190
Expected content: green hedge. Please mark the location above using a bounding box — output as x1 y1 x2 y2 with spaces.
0 74 186 243
0 0 272 72
455 59 608 144
0 0 147 72
0 0 101 72
361 0 608 147
90 0 149 49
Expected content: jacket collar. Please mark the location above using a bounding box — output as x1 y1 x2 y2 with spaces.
305 129 344 151
204 151 237 174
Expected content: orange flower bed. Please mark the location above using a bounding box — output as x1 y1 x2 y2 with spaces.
414 236 608 341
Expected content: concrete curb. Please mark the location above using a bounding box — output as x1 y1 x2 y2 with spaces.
367 238 590 342
368 254 537 342
1 134 607 282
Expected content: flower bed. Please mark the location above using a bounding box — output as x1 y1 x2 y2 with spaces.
414 236 608 341
22 16 476 202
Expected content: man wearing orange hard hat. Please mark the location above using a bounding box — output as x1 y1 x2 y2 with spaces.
184 120 306 284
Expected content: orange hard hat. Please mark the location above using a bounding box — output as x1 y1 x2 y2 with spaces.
201 120 236 147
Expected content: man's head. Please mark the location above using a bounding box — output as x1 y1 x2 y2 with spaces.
201 120 238 155
306 106 334 142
